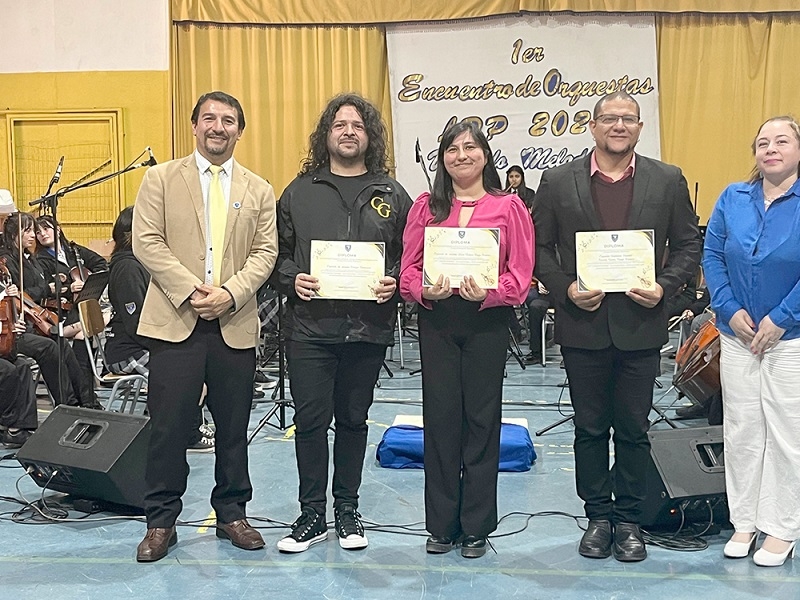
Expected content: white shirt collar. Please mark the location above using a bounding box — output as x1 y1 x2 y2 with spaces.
194 150 234 176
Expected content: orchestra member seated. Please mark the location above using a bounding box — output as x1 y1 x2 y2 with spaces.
0 211 100 409
0 319 38 448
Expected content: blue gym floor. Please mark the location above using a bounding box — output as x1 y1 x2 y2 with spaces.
1 329 798 600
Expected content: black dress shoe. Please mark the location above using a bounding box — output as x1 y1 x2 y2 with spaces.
136 526 177 562
0 429 33 448
674 402 708 420
612 522 647 562
524 351 542 364
460 535 487 558
216 518 265 550
579 520 612 558
426 535 458 554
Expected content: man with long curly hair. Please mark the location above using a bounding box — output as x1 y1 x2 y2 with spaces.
275 93 412 553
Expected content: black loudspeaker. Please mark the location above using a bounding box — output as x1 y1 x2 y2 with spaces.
16 406 150 511
641 425 728 529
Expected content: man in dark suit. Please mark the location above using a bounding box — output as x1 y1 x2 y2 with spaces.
132 91 277 562
533 91 701 562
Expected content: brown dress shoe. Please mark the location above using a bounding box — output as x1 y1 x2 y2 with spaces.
216 518 265 550
136 527 177 562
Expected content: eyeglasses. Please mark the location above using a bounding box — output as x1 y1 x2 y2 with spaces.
595 114 640 126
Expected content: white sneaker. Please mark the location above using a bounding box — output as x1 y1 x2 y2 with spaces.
335 503 368 550
187 435 215 453
277 507 328 553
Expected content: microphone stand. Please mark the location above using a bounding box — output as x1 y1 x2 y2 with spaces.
415 138 433 193
29 152 155 407
405 139 433 379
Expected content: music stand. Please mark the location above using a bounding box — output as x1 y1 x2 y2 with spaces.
507 327 526 370
248 291 292 443
73 270 109 303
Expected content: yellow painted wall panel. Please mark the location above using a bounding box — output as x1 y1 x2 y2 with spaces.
0 70 170 243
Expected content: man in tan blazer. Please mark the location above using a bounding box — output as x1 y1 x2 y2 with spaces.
132 91 277 562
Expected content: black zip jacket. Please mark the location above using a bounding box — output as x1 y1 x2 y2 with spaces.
105 250 151 365
276 168 413 345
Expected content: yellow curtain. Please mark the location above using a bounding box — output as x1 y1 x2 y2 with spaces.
172 23 391 194
173 1 531 25
174 0 798 24
541 1 799 14
172 9 800 220
658 13 800 222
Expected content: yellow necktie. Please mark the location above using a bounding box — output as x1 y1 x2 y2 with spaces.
208 165 227 286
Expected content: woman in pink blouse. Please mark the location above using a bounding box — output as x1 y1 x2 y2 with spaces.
400 121 534 558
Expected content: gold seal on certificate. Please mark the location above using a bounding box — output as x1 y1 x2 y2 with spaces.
310 240 385 300
575 229 656 292
423 227 500 289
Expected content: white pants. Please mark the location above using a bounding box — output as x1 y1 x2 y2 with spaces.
720 332 800 540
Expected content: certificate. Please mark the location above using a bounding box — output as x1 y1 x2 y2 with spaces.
575 229 656 292
423 227 500 289
310 240 385 300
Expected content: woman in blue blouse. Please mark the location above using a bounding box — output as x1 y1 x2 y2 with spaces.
704 116 800 567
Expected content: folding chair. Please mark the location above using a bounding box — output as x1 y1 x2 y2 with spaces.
540 308 555 366
78 299 147 414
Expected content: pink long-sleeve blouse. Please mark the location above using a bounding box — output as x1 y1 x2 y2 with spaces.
400 191 534 310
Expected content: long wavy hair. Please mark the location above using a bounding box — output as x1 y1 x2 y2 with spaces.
111 206 134 256
35 214 69 252
299 93 389 176
748 115 800 183
3 212 35 251
429 120 502 223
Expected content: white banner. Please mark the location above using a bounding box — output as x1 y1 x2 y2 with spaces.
387 14 660 198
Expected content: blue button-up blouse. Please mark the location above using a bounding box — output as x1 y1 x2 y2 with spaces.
704 177 800 340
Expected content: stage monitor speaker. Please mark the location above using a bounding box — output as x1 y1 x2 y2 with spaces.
16 405 150 511
640 425 728 529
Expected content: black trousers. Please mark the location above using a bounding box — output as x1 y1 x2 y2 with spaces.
418 297 510 538
0 356 37 430
561 345 660 524
143 319 256 528
525 288 552 353
16 332 87 406
287 339 386 514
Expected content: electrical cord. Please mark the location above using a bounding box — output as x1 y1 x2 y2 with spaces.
641 500 714 552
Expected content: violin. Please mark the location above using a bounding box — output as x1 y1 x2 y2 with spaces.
0 258 18 358
44 294 73 313
69 241 91 284
20 290 59 337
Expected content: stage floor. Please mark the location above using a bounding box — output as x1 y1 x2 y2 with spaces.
1 330 797 600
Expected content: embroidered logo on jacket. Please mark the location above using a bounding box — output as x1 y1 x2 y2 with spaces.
371 196 391 218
